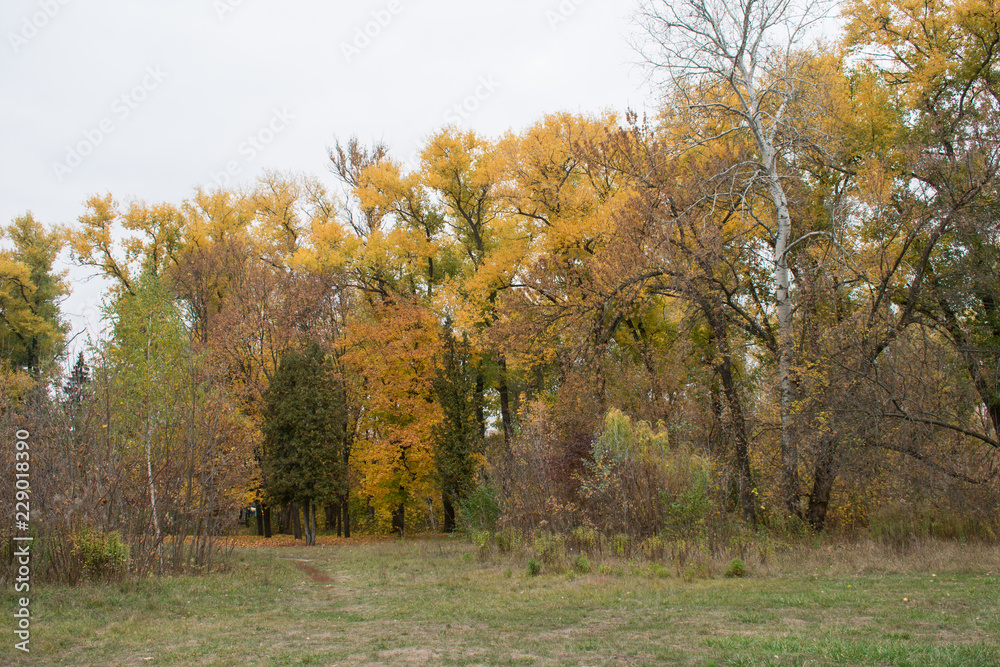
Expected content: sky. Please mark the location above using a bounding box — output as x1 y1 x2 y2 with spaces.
0 0 652 349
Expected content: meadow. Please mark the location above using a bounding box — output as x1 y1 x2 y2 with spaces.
3 535 998 666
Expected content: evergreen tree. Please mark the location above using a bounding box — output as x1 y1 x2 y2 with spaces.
433 326 482 532
262 340 347 545
63 351 91 407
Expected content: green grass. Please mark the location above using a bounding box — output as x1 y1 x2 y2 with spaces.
3 536 998 665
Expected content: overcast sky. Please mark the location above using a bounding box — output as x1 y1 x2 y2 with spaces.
1 0 651 348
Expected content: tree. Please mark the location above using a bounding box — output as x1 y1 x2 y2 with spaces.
832 0 1000 499
262 340 348 546
67 195 184 296
344 299 443 535
0 213 68 377
637 0 837 515
433 325 483 532
104 273 191 565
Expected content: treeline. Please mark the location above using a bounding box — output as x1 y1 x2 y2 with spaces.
3 0 1000 580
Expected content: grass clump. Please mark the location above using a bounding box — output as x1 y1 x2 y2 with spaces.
725 557 747 578
532 532 566 571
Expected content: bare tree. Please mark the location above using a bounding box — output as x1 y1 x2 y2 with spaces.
636 0 835 514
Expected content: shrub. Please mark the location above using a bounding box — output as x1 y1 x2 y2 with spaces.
569 525 599 553
612 533 631 558
725 558 747 578
527 558 542 576
573 554 591 574
73 528 129 580
639 535 666 561
458 483 501 534
648 562 670 578
533 532 566 568
495 526 522 554
470 530 492 559
662 460 711 537
682 560 710 582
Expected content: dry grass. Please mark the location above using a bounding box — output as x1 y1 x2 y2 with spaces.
751 537 1000 578
2 534 998 665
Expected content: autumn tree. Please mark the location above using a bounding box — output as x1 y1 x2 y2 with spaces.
345 299 443 534
637 0 837 515
0 213 68 379
832 0 1000 500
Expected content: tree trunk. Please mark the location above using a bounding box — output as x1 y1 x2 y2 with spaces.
302 499 316 546
254 499 265 536
292 502 302 540
718 357 757 525
759 108 799 517
392 503 405 536
474 367 486 439
309 503 316 546
806 438 837 531
705 301 757 524
279 502 291 534
442 492 456 533
262 505 272 538
325 502 340 536
341 493 350 538
301 500 309 546
498 356 514 449
145 430 162 571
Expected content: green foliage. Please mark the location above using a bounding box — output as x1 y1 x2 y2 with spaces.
73 528 129 580
457 482 500 533
579 409 688 537
647 562 670 578
572 554 591 574
639 535 667 561
495 526 522 554
532 532 566 568
725 558 747 578
583 409 670 498
263 340 348 509
569 526 599 552
470 530 492 559
104 272 190 410
432 326 483 525
526 558 542 576
663 462 711 537
611 533 631 558
593 408 669 464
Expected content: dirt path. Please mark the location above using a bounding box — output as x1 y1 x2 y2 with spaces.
291 559 333 582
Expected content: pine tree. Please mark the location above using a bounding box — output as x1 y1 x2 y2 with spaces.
262 340 348 545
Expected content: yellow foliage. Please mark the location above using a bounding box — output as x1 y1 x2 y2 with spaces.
344 300 444 515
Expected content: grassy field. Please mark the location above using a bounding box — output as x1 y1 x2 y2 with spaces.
3 535 999 666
